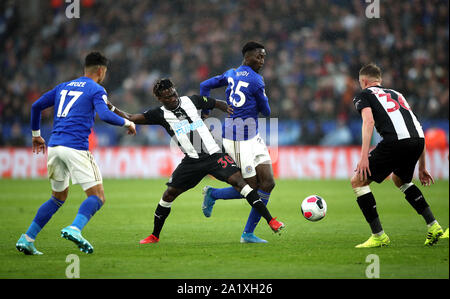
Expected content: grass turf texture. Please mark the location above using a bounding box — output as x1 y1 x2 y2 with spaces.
0 178 448 279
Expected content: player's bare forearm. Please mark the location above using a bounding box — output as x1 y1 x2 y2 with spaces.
115 107 147 125
418 143 427 170
355 108 374 181
107 101 146 125
112 106 132 120
418 143 434 185
360 108 375 157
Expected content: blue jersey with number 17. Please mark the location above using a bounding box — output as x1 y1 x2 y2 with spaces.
31 76 125 151
200 65 270 141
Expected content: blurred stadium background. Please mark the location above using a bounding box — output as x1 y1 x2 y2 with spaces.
0 0 448 179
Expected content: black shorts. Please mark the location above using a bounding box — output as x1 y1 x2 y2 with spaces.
166 152 241 191
368 137 425 183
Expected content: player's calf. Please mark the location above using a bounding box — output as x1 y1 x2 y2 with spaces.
353 184 384 236
142 198 172 243
399 182 435 225
240 184 284 233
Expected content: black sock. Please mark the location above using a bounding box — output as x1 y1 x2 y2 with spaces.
152 204 171 238
356 192 383 234
245 190 272 223
421 207 436 225
403 184 434 224
369 218 383 235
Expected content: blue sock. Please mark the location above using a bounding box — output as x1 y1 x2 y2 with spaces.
243 190 270 234
71 195 103 231
210 186 243 200
26 196 64 240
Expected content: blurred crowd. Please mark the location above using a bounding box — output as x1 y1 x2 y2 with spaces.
0 0 448 147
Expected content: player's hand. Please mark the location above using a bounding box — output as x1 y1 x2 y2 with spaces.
226 105 234 115
126 121 136 136
355 156 371 181
418 168 435 186
32 136 46 155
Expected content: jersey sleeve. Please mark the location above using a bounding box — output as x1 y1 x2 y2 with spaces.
143 108 163 125
199 74 228 116
30 85 58 131
254 78 271 116
92 90 126 126
199 74 228 97
353 91 371 114
190 95 216 110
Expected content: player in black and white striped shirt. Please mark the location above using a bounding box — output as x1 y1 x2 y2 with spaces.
108 78 285 243
351 63 445 248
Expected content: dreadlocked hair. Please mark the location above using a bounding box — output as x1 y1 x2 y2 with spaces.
153 78 174 97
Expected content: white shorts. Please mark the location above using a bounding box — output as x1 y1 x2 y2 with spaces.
47 146 102 192
222 134 272 178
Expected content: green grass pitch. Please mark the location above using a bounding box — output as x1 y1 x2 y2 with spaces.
0 178 448 279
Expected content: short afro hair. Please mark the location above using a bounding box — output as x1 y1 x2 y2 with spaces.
242 41 265 57
84 51 108 68
153 78 175 97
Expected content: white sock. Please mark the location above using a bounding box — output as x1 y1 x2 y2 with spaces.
372 230 384 237
240 184 253 198
427 220 438 228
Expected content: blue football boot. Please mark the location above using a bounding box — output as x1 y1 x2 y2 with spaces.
61 226 94 254
240 232 268 243
202 186 216 218
16 234 43 255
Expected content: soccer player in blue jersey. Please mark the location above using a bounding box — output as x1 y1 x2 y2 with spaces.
199 41 277 243
15 52 136 255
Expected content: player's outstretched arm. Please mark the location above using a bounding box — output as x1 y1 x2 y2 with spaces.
94 98 136 135
107 101 147 125
200 75 228 97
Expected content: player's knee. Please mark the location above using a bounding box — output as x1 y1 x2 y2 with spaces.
259 178 275 193
52 187 69 202
391 174 404 188
350 175 361 189
350 175 370 190
85 184 105 204
95 187 105 203
244 176 258 190
228 172 247 190
93 191 105 204
163 187 181 202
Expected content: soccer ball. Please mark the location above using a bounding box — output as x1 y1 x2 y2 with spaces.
301 195 327 221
